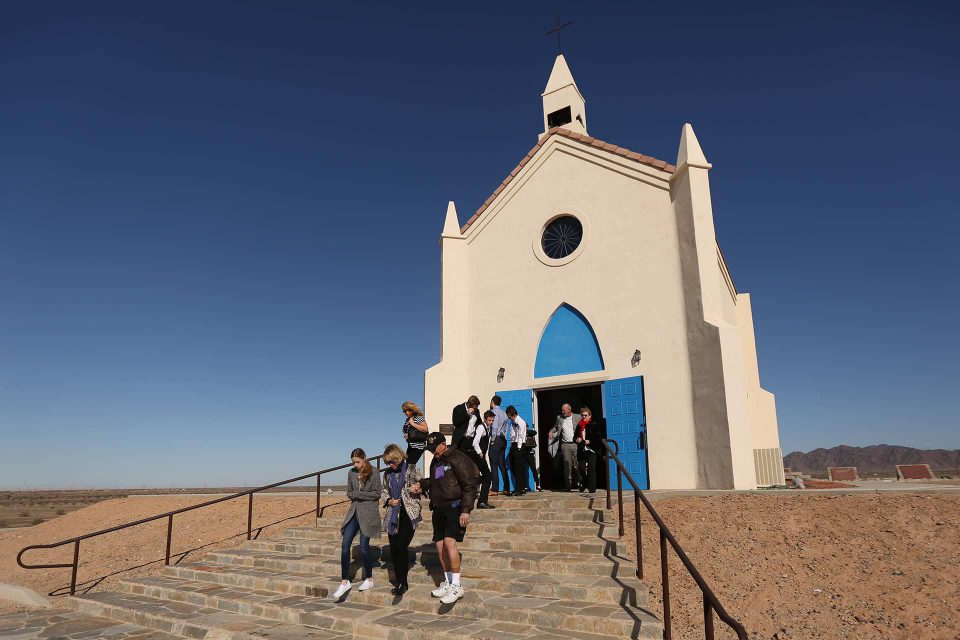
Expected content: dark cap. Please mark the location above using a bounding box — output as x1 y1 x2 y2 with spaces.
425 432 446 453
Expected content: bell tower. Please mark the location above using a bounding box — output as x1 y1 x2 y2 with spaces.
541 54 587 139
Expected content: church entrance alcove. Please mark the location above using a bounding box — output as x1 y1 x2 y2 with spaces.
535 383 608 491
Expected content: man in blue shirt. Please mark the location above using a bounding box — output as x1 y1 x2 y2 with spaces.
488 395 511 495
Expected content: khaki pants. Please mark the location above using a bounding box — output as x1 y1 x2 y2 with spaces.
560 443 579 490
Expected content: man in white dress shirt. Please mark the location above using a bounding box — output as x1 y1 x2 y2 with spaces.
552 403 581 491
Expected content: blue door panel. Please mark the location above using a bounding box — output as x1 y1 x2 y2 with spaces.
496 389 536 490
604 376 648 490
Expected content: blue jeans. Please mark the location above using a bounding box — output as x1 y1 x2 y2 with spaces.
489 436 510 492
341 515 372 580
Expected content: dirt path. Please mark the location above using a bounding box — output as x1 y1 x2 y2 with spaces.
620 492 960 640
0 495 348 613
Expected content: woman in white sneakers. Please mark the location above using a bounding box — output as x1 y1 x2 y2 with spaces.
333 448 382 599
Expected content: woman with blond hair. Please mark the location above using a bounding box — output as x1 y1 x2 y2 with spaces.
380 443 423 595
332 448 381 599
401 400 430 465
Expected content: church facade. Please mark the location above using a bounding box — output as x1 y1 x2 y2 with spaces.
424 55 783 490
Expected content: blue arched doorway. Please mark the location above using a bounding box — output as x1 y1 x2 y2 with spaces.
534 303 604 379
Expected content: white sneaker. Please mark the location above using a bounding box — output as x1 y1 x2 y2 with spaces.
358 578 374 592
332 582 351 599
431 581 451 598
440 584 464 604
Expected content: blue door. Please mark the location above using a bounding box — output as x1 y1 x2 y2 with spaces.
603 377 648 490
496 389 536 490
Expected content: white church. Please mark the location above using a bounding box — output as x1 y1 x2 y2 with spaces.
424 54 784 490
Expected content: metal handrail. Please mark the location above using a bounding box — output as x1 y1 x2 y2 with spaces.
17 453 384 595
602 438 748 640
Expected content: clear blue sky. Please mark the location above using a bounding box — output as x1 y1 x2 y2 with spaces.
1 2 957 489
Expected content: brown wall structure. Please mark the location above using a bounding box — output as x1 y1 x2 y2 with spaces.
827 467 859 481
896 464 935 480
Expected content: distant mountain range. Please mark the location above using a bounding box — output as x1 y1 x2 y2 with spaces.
783 444 960 474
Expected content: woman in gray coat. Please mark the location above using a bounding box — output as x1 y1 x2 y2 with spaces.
332 448 382 599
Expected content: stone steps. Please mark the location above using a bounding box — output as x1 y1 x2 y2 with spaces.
315 507 601 527
112 575 661 639
164 562 647 606
1 492 662 639
294 519 616 537
66 587 650 640
209 545 630 578
252 531 624 556
167 560 648 605
0 607 185 640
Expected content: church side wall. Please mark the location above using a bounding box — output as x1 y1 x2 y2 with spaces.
736 293 784 485
672 168 736 489
446 145 699 490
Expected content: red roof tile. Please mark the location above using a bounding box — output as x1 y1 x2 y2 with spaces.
461 128 675 233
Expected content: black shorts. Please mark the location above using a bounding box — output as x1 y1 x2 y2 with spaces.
431 504 467 542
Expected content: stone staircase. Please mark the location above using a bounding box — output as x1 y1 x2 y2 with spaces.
5 493 663 640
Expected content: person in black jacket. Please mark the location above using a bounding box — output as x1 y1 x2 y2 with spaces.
575 406 605 493
451 395 481 452
410 432 478 605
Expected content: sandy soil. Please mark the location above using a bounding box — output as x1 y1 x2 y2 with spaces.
621 493 960 640
0 495 348 612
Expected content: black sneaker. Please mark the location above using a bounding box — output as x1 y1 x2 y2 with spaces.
477 503 496 509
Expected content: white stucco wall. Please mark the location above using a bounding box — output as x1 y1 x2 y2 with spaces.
426 130 781 490
428 137 701 489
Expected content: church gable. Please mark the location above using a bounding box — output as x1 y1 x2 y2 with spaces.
460 127 676 236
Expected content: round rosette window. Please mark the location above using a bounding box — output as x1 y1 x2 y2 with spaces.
540 215 583 260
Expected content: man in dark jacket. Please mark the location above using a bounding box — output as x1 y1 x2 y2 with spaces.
451 395 481 452
411 432 478 604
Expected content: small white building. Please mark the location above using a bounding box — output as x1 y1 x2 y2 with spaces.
424 54 784 490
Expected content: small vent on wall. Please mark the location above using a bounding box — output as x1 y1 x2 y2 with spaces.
753 447 785 487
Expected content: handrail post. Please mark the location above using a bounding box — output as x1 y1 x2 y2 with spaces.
634 492 643 579
246 493 254 540
604 444 612 511
70 540 80 596
616 464 624 538
661 530 671 640
703 595 714 640
165 515 173 565
315 473 322 518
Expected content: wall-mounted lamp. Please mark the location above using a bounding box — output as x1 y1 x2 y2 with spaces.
497 367 505 383
631 350 642 368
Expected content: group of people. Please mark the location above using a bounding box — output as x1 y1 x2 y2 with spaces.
332 395 605 605
334 432 476 604
433 394 604 498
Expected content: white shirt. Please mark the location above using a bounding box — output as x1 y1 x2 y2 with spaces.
509 416 527 446
560 415 575 443
466 411 479 437
472 422 488 456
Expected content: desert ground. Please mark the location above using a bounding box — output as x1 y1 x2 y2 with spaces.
622 492 960 640
0 486 342 530
1 491 958 639
0 494 348 615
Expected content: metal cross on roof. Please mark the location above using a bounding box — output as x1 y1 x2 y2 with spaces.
545 16 573 54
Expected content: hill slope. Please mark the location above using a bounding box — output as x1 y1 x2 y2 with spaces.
783 444 960 474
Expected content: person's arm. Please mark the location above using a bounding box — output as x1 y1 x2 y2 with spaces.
453 454 478 515
415 417 429 433
414 475 430 496
345 472 358 500
381 472 390 507
352 473 382 501
472 425 485 456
